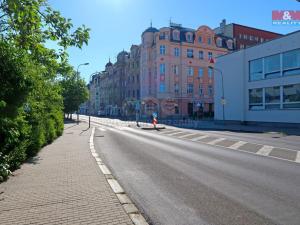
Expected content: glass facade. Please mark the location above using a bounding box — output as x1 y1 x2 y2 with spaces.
249 48 300 81
249 88 263 110
283 84 300 109
264 54 280 79
249 84 300 110
249 58 263 81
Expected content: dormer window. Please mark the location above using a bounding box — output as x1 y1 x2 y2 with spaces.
173 30 180 40
186 32 193 42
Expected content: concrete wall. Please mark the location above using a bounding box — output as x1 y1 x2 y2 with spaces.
215 31 300 124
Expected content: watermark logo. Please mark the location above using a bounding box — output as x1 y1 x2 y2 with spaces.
272 10 300 25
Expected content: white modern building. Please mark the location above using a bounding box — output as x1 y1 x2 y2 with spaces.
214 30 300 125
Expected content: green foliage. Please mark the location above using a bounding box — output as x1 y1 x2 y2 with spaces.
61 73 89 114
0 0 90 181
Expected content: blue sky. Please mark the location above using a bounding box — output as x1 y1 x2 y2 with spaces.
48 0 300 82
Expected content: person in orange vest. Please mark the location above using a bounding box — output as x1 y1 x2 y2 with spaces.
152 112 158 129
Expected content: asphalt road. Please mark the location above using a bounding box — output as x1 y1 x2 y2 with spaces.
87 117 300 225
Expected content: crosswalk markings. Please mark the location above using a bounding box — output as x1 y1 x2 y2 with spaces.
207 138 226 145
178 133 196 139
228 141 247 150
257 145 273 156
295 151 300 163
191 135 209 141
167 131 186 136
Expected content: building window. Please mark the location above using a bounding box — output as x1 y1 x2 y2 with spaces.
249 35 253 41
187 49 193 58
173 65 179 75
240 44 245 49
198 67 203 77
255 36 259 41
207 37 212 45
283 84 300 109
208 67 213 78
160 64 165 74
264 54 281 79
159 32 165 40
227 40 233 49
199 85 203 96
160 45 166 55
249 58 263 81
260 37 264 43
174 47 180 57
249 88 263 110
188 66 194 76
187 83 193 93
216 38 222 47
208 85 213 96
198 36 202 43
186 33 193 42
265 86 280 109
132 90 135 98
174 83 179 94
173 30 180 40
199 51 204 59
244 34 248 40
137 89 140 98
283 49 300 76
239 34 242 39
159 83 165 92
208 52 213 60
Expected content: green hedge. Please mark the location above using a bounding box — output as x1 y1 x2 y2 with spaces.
0 40 64 182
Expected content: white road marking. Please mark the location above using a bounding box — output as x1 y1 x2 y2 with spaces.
178 133 196 139
97 127 106 131
207 138 226 145
191 135 209 141
295 151 300 163
228 141 247 150
167 131 186 136
257 145 273 156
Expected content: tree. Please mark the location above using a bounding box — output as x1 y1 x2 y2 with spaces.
61 73 89 116
0 0 90 181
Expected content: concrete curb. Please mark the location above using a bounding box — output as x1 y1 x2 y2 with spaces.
89 127 149 225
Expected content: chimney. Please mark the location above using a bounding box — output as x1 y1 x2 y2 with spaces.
220 19 226 34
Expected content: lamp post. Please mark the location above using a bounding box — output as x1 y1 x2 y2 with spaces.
76 63 89 124
208 65 225 123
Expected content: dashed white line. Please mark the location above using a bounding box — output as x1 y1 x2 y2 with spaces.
295 151 300 163
207 138 226 145
228 141 247 150
257 145 274 156
191 135 209 141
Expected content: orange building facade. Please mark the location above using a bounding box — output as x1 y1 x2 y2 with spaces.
140 23 232 118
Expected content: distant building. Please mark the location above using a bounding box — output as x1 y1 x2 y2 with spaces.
88 46 140 117
140 23 232 118
123 45 141 117
214 19 282 50
214 31 300 125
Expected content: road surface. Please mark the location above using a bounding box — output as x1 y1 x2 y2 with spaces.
82 116 300 225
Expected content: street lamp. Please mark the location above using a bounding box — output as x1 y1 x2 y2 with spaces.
76 62 89 124
208 65 225 123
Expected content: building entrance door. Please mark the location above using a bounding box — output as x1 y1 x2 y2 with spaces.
188 103 193 117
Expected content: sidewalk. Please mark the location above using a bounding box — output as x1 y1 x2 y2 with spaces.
0 121 133 225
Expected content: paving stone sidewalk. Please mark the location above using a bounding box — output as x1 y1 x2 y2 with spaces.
0 121 133 225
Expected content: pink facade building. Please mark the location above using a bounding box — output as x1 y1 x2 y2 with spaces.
140 23 232 118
